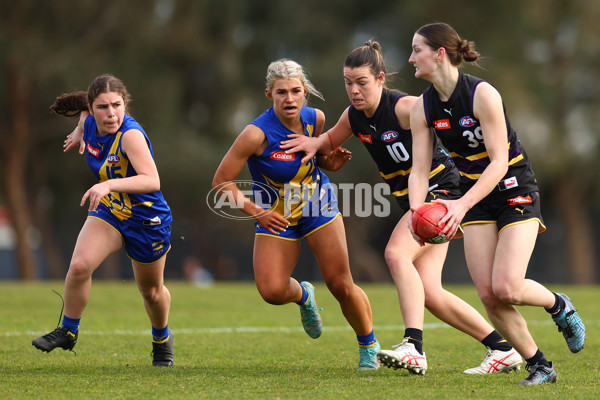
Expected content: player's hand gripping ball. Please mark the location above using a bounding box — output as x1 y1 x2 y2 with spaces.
412 203 450 244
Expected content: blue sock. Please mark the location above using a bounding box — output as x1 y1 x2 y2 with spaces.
152 324 170 343
296 283 309 306
62 315 80 333
357 330 377 347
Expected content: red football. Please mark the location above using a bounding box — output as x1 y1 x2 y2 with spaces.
412 203 449 244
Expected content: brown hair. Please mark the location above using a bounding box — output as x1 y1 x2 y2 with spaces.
344 40 386 75
50 74 131 117
344 40 397 89
416 23 480 66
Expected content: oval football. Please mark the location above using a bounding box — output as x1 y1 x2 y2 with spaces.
412 203 448 243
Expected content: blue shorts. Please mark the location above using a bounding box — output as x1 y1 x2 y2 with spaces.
88 203 171 263
255 183 340 240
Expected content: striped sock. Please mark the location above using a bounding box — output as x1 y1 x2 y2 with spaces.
62 315 80 333
482 330 512 351
357 330 377 347
296 283 309 306
152 324 170 343
404 328 423 355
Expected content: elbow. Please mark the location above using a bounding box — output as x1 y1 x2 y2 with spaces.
151 178 161 192
493 160 509 180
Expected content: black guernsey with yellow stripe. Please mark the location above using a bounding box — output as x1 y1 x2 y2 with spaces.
423 72 538 202
348 88 457 203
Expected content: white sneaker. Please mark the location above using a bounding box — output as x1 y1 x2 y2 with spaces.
377 339 427 375
463 348 522 374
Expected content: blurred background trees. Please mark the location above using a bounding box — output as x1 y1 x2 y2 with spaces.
1 0 598 283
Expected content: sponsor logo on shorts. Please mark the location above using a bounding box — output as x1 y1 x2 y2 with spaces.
270 151 294 161
459 116 476 128
498 176 518 191
434 119 451 130
430 189 450 199
143 216 162 226
381 131 398 143
508 195 532 206
358 133 372 143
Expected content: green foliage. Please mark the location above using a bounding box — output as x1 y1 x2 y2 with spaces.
1 0 598 280
1 282 598 399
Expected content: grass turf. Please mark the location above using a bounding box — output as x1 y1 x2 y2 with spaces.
1 282 597 399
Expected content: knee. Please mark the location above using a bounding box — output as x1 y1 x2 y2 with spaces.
384 246 409 274
138 285 163 304
324 276 351 302
477 287 499 308
384 246 400 268
68 256 94 279
256 283 287 305
492 282 521 305
423 290 443 313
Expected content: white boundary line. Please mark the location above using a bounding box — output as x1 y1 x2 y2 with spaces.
4 320 561 337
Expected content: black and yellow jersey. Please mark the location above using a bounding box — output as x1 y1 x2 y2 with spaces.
423 72 538 202
348 88 458 205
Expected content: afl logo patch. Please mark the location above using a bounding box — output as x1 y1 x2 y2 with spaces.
381 131 398 143
459 116 476 128
107 154 120 164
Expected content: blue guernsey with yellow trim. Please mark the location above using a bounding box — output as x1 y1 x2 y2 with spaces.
247 106 331 226
83 114 172 228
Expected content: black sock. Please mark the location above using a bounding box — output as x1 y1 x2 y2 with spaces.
404 328 423 355
525 349 551 368
482 330 512 351
545 292 564 315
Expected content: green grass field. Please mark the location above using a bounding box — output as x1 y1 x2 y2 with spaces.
1 282 597 399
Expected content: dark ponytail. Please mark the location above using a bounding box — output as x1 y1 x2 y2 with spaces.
50 91 88 118
416 23 480 66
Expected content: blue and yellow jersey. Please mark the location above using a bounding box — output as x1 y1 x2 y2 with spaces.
83 114 172 228
247 106 330 226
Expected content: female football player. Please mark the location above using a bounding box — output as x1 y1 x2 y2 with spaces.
212 59 380 370
281 41 521 376
408 22 586 384
33 75 174 367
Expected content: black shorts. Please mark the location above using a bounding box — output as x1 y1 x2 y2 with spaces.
462 191 546 235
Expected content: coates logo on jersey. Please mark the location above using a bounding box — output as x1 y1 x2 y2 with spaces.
434 119 451 130
459 116 476 128
381 131 398 143
270 151 295 161
358 133 372 144
86 142 100 158
508 195 532 206
107 154 121 164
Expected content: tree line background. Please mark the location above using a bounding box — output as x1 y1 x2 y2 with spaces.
1 0 598 284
